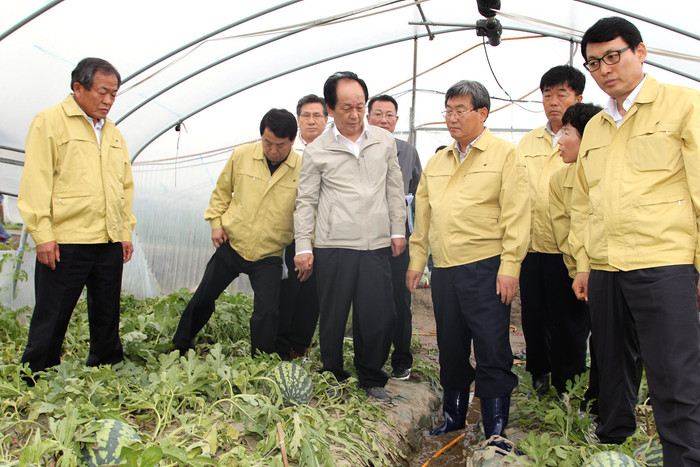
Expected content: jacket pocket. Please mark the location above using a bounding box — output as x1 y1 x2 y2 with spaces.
52 192 93 230
107 138 127 183
463 167 501 199
634 191 695 248
324 200 363 243
426 173 452 208
628 122 681 172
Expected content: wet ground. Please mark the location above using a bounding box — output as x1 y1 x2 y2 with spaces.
403 287 525 466
409 395 484 466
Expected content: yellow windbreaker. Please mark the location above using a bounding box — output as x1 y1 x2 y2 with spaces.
549 164 577 278
571 76 700 272
518 126 567 253
205 142 301 262
408 129 530 278
18 95 136 245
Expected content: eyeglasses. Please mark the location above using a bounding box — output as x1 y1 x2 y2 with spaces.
583 46 631 72
441 109 476 119
370 111 396 119
299 113 325 120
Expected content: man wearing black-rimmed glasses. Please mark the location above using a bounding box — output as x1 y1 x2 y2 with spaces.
571 17 700 464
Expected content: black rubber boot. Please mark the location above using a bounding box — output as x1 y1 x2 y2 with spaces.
532 372 550 396
428 389 469 436
481 396 523 455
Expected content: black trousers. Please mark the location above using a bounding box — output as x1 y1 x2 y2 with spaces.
173 242 282 356
275 241 320 357
22 243 124 373
390 245 413 371
589 266 700 465
431 256 518 397
314 247 395 388
520 252 589 392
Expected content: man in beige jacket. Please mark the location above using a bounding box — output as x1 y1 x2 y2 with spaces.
294 71 406 401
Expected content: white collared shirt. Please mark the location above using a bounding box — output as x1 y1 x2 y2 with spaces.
545 121 563 148
604 74 647 127
332 124 369 158
77 104 104 143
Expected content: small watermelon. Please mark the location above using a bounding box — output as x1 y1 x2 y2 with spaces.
583 451 640 466
418 273 430 288
266 362 314 405
633 439 663 467
81 419 140 467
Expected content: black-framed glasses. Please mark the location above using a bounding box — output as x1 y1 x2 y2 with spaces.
441 109 476 119
583 46 631 72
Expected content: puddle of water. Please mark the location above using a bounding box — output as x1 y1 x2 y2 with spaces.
409 394 483 466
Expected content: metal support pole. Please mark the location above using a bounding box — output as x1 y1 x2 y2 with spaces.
570 39 578 67
409 37 418 146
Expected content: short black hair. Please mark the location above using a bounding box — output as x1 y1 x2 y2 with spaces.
540 65 586 95
259 109 297 141
368 94 398 113
71 57 121 91
296 94 328 117
323 71 369 110
561 102 603 137
581 17 643 61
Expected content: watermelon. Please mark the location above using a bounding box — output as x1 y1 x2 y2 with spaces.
633 439 663 467
418 272 430 288
583 451 640 466
81 419 140 467
266 362 314 405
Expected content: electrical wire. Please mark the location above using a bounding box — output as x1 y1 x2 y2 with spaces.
481 36 514 103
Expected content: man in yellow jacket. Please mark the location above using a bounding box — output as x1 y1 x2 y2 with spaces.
172 109 301 357
548 101 603 418
572 17 700 463
18 58 136 378
406 80 529 452
517 65 589 397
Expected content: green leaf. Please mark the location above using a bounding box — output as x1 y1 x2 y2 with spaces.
140 446 164 467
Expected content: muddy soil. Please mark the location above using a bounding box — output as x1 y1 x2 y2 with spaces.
406 286 526 466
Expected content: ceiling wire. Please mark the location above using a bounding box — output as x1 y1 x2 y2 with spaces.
375 34 547 96
498 8 700 63
119 0 427 95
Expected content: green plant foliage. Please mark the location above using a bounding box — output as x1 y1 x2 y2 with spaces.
0 291 405 466
510 365 661 466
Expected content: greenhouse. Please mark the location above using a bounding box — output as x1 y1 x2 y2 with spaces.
0 0 698 465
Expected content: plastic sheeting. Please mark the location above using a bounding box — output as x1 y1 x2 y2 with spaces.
1 0 699 301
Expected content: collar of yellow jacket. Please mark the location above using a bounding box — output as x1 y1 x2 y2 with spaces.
447 127 495 158
599 75 660 125
634 74 660 105
60 94 115 126
251 142 301 168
